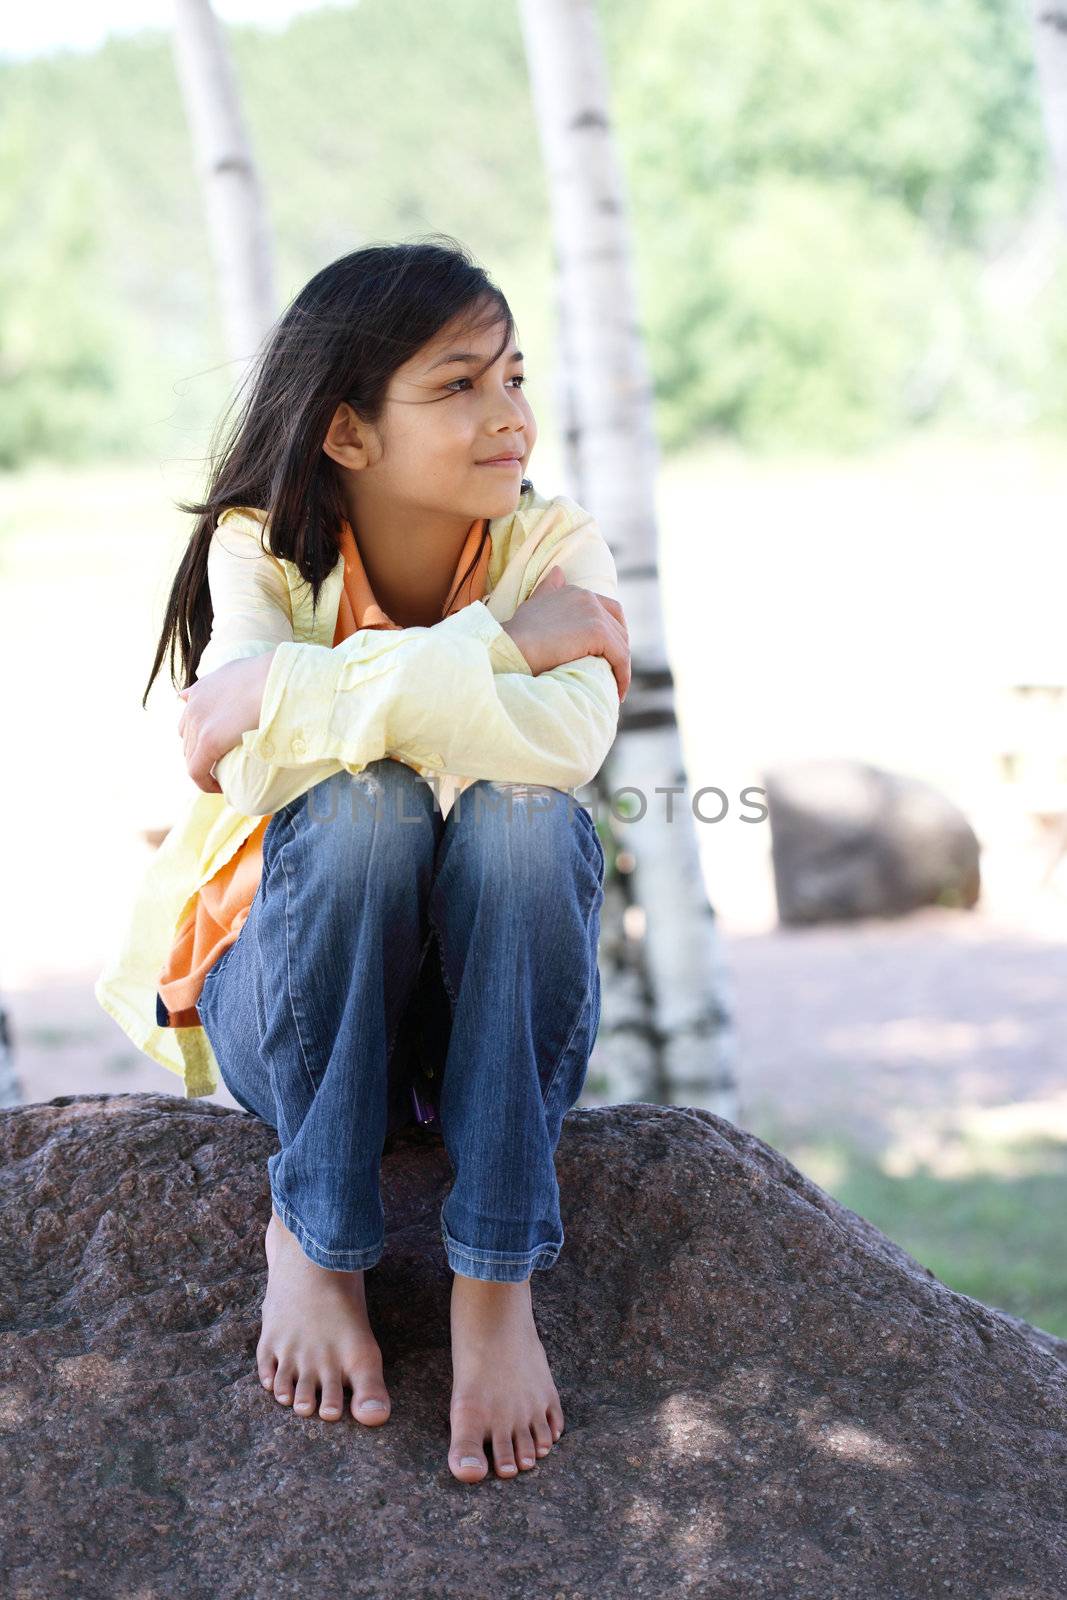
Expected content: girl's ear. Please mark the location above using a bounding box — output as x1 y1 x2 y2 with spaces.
322 401 371 471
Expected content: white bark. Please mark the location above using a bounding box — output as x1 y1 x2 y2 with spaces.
518 0 739 1118
171 0 276 371
0 1002 19 1108
1031 2 1067 224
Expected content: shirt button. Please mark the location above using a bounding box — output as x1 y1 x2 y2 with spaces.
291 735 307 757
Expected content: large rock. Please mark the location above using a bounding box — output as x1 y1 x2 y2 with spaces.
1 1095 1064 1598
764 759 981 925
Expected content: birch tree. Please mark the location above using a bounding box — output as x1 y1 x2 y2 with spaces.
0 1001 19 1109
171 0 277 371
518 0 740 1119
1032 1 1067 225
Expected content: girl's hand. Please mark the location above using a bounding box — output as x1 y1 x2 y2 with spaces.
500 565 631 702
177 649 279 794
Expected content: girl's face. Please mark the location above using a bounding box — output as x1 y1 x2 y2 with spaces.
324 314 537 523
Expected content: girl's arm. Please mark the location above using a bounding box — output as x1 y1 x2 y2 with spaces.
195 514 295 677
187 514 427 809
208 512 623 818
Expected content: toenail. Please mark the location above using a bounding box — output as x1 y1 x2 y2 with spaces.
521 1457 534 1467
460 1456 482 1468
499 1464 517 1474
358 1399 387 1412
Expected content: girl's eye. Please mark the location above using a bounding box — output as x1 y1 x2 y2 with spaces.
444 374 527 393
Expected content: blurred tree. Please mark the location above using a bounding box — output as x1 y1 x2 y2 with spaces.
171 0 277 373
0 129 116 468
1031 0 1067 224
519 0 738 1118
0 0 1062 464
0 1000 17 1110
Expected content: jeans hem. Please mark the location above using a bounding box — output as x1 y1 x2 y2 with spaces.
441 1221 561 1282
271 1186 385 1273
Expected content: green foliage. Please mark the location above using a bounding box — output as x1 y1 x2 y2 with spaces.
0 124 117 467
1 0 1064 468
609 0 1061 450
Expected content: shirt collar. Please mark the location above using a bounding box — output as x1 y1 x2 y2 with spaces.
333 515 491 642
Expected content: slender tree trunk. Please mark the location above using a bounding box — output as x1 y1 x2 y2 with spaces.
171 0 277 370
517 0 739 1119
0 1001 19 1108
1032 3 1067 222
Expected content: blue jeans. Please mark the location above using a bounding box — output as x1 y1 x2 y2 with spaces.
196 758 605 1283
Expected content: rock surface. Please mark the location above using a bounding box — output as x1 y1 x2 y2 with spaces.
1 1094 1064 1598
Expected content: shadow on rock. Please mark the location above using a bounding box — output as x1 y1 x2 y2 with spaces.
1 1094 1064 1598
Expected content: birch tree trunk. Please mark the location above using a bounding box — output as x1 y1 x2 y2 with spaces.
171 0 276 371
0 1002 19 1108
518 0 739 1119
1032 2 1067 223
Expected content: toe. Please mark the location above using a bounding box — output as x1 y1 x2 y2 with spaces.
273 1364 295 1406
449 1434 489 1483
532 1415 554 1457
257 1353 277 1392
547 1398 565 1441
351 1388 391 1426
293 1373 319 1417
492 1428 518 1479
319 1378 345 1422
514 1424 537 1470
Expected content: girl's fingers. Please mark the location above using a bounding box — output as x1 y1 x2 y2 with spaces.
604 615 631 699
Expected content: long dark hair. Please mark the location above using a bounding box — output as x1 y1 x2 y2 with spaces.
142 236 529 708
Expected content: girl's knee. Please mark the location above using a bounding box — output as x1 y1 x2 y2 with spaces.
304 762 435 826
452 782 601 901
282 765 437 886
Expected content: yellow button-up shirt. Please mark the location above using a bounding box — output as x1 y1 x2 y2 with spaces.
94 485 621 1098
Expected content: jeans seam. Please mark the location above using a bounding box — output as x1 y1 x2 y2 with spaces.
440 1226 560 1268
428 903 459 1012
540 976 594 1111
541 835 602 1107
428 830 598 1101
277 809 320 1100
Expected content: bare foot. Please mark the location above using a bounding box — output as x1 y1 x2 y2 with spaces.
257 1205 392 1425
447 1274 564 1482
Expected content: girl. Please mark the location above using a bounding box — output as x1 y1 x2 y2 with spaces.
96 238 630 1487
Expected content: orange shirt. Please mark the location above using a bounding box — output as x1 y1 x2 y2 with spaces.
155 514 492 1029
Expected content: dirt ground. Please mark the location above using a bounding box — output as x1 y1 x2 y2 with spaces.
8 806 1066 1177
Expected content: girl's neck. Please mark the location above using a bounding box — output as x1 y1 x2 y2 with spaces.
343 491 485 628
